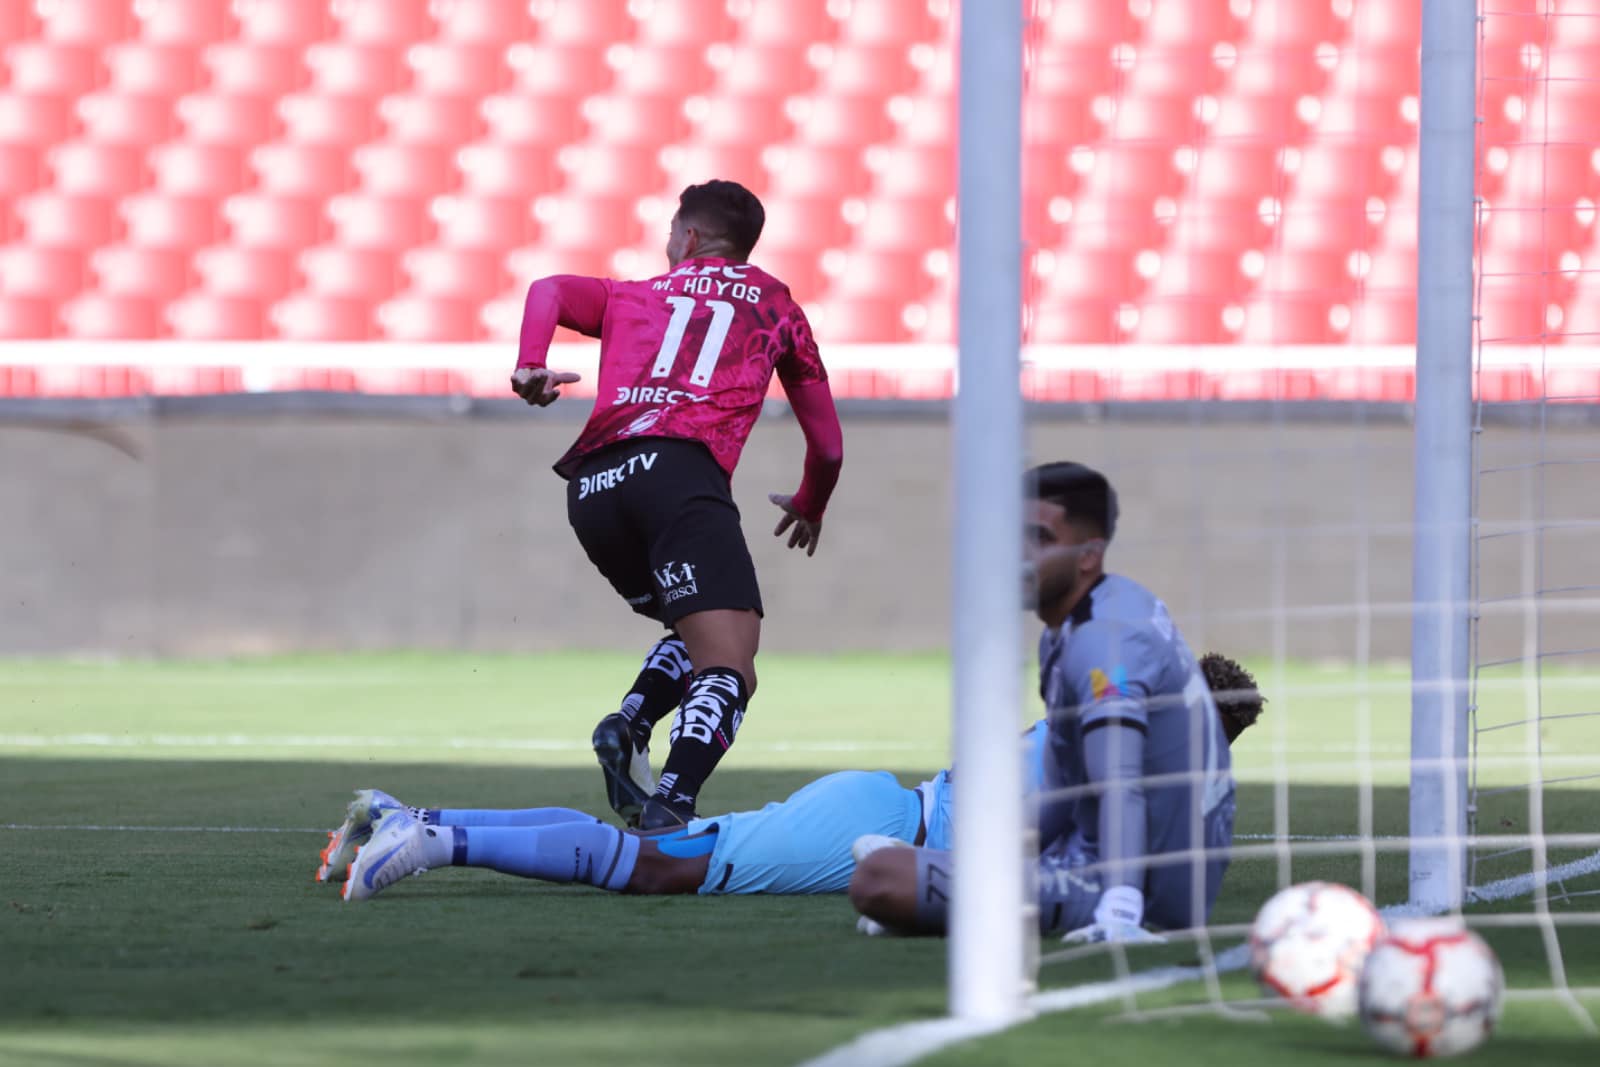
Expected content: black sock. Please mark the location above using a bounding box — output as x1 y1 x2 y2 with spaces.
653 666 748 812
617 635 693 745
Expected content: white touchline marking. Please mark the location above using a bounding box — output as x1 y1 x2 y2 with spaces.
0 734 938 753
2 824 325 833
793 848 1600 1067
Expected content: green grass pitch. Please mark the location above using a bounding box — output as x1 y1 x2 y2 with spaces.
2 653 1597 1066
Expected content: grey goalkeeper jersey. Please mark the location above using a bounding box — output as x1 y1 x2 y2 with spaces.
1039 572 1235 930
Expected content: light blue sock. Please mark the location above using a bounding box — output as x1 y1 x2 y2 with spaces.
428 806 600 828
457 822 640 892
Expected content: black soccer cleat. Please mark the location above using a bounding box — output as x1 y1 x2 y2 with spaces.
591 713 655 828
636 795 696 832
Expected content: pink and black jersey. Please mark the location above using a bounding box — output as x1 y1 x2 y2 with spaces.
517 256 842 520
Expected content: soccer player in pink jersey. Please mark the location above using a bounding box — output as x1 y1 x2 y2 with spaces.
511 180 844 831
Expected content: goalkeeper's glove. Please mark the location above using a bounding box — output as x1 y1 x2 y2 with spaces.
1061 885 1168 944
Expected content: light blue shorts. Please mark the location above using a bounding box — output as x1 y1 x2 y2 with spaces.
690 770 923 895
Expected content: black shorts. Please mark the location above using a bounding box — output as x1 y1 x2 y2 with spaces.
566 437 763 626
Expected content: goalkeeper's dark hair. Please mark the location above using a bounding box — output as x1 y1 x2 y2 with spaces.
1199 652 1267 743
677 180 765 260
1025 462 1118 540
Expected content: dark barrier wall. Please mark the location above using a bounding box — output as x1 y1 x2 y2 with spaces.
3 409 1593 661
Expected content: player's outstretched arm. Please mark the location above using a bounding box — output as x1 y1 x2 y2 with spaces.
511 274 608 406
770 377 843 556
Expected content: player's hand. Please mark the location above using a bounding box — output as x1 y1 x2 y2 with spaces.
510 366 582 407
769 493 822 556
1061 920 1168 945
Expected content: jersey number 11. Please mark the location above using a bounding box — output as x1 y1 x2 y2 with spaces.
650 296 735 386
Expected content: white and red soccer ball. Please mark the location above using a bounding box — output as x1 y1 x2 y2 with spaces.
1357 916 1505 1059
1249 881 1386 1020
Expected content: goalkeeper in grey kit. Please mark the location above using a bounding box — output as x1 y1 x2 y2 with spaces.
851 462 1249 941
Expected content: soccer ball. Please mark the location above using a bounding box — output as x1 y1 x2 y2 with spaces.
1358 917 1504 1058
1249 881 1385 1020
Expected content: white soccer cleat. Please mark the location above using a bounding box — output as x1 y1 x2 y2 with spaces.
341 810 431 902
851 834 912 864
316 788 407 883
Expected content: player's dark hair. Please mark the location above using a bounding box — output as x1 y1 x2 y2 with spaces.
1025 461 1118 540
1199 652 1267 743
677 180 765 260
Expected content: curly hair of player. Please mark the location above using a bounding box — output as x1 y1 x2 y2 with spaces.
1199 652 1267 744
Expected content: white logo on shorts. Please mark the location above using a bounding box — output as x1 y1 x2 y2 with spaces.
654 561 699 604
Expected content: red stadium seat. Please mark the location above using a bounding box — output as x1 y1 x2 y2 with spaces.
118 193 220 249
1288 143 1390 202
16 193 116 249
333 0 432 46
1207 91 1307 140
403 244 505 298
1065 195 1170 252
166 293 265 339
1161 198 1271 253
505 245 613 286
62 292 159 338
455 140 558 197
1029 42 1120 98
250 142 352 197
234 0 331 45
37 0 132 44
1076 144 1184 204
270 292 374 340
136 0 233 45
354 142 454 198
1223 46 1331 99
48 140 147 197
149 142 244 197
535 194 639 248
379 94 484 144
1105 93 1205 143
1501 144 1598 207
820 248 929 301
1347 292 1416 343
1256 248 1355 297
868 143 952 199
1040 0 1132 47
305 42 404 97
0 245 86 299
715 45 815 97
1129 297 1231 343
195 244 295 299
1478 292 1552 344
326 194 431 250
836 0 936 45
437 0 532 43
5 41 100 96
1187 142 1283 205
853 197 952 251
105 42 199 97
537 0 631 46
613 44 718 95
557 143 664 196
889 92 956 145
176 92 277 145
376 292 479 340
0 295 55 338
276 92 378 145
0 0 30 40
1275 199 1373 253
634 0 736 44
1122 44 1225 98
298 244 400 299
749 248 824 299
433 195 532 250
758 197 849 251
480 93 586 146
737 0 836 46
762 144 870 198
1040 247 1141 303
1348 0 1422 48
583 93 691 145
815 43 919 96
1239 1 1343 47
1313 93 1415 143
659 142 767 192
790 94 894 146
406 42 508 97
200 42 305 96
810 297 908 343
1147 248 1250 300
0 144 44 198
1238 297 1340 344
76 92 175 145
223 193 325 248
1027 299 1124 344
1143 0 1241 45
507 44 612 98
91 243 192 298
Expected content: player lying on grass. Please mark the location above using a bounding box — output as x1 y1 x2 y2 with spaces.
849 462 1245 942
318 651 1262 903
